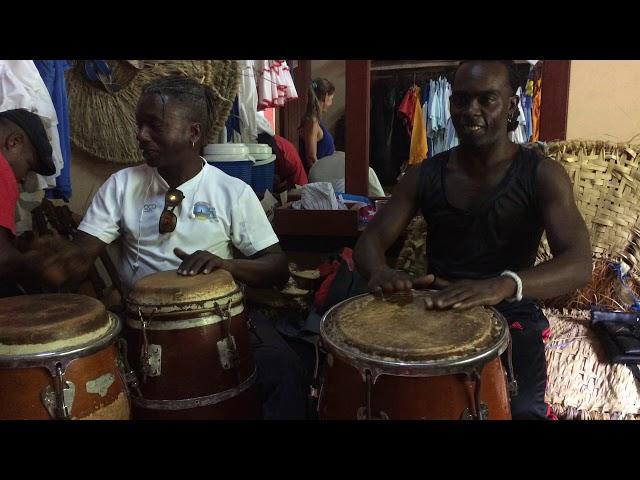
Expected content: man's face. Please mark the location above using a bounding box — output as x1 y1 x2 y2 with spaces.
1 132 38 182
135 93 196 168
450 62 518 149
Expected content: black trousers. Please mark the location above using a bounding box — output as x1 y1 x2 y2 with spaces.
248 312 308 420
497 301 554 420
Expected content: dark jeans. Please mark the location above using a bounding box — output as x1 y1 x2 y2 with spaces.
248 312 308 420
496 300 554 420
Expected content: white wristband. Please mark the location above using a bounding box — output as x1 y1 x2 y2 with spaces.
500 270 523 302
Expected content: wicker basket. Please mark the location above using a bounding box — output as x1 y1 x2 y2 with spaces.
66 60 240 165
544 308 640 420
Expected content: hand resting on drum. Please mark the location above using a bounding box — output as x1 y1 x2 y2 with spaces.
174 248 227 275
367 266 450 295
174 244 289 288
422 276 516 310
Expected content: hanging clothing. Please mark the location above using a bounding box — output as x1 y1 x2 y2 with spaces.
398 86 419 136
509 87 528 144
531 78 542 142
408 87 428 166
370 80 398 185
254 60 298 110
237 60 258 144
33 60 72 201
0 60 62 189
444 117 459 150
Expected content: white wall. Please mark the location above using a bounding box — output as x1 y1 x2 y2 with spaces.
566 60 640 143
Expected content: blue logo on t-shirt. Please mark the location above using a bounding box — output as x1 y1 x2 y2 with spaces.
193 202 217 220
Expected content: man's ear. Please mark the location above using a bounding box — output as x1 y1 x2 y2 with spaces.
190 122 202 145
5 131 25 152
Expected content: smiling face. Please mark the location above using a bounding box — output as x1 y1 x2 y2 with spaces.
135 93 199 169
450 61 518 149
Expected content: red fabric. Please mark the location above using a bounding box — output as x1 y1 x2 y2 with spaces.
314 259 341 310
274 135 308 188
0 153 18 236
509 321 524 331
398 87 418 137
313 248 355 311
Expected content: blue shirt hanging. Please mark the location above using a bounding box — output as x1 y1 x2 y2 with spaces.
34 60 73 201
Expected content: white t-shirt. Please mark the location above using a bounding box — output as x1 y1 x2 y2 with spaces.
308 151 385 197
78 161 279 295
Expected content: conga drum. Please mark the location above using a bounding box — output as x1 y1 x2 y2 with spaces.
0 294 130 420
318 291 514 420
124 269 259 419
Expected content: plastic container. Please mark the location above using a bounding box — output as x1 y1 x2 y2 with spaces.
251 154 276 195
204 144 253 186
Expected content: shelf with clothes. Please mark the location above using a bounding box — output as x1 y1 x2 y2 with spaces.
369 60 540 187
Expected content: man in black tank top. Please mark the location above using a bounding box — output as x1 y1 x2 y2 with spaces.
354 61 592 419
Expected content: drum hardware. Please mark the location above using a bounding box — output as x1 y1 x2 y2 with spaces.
117 338 143 398
308 338 322 412
360 370 389 420
137 307 159 382
130 369 257 411
213 300 239 371
505 338 518 397
460 403 489 420
40 362 75 419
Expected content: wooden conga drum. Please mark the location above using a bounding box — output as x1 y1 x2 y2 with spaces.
124 269 259 419
0 294 130 420
318 291 514 420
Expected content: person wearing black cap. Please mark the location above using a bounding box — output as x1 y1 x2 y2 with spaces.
0 108 56 297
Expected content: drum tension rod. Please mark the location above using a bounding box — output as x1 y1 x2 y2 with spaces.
53 362 71 420
308 338 321 408
506 340 518 397
138 307 158 383
472 369 485 420
117 338 143 398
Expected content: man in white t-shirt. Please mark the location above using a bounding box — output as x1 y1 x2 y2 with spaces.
308 150 386 197
35 75 307 419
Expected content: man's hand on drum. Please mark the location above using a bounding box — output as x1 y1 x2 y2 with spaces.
368 266 449 295
174 248 228 276
423 276 516 310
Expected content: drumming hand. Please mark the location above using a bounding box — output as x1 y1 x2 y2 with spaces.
423 277 516 310
368 267 446 295
29 235 87 287
174 248 228 275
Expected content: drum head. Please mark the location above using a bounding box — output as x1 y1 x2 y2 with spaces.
0 294 116 357
322 291 506 363
126 269 239 312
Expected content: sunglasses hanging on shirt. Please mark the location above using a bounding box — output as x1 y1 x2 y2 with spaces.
159 188 185 234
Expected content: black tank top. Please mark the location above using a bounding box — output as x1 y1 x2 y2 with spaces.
418 146 544 282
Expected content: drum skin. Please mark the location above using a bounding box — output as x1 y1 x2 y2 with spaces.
318 292 512 420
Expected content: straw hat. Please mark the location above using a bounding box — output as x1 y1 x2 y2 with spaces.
66 60 240 164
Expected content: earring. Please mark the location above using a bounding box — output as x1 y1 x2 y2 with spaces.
192 140 195 148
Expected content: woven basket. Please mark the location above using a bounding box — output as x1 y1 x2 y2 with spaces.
544 308 640 420
538 140 640 269
66 60 240 164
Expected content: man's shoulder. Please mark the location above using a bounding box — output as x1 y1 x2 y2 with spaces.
108 164 151 184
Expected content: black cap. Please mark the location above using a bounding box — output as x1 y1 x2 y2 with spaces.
0 109 56 176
